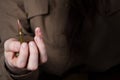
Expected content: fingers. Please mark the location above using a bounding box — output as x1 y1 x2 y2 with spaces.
4 27 48 72
16 43 28 68
27 41 38 70
35 27 42 37
5 41 39 71
34 27 47 63
17 41 39 70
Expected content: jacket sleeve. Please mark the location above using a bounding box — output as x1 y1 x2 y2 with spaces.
0 55 13 80
0 55 39 80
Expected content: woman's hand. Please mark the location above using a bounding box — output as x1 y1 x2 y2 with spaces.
4 27 47 74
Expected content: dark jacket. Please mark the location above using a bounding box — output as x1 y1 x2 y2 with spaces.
0 0 120 80
69 0 120 71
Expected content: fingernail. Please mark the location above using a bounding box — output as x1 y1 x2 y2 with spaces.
36 27 42 36
35 27 40 31
30 41 35 47
22 43 27 48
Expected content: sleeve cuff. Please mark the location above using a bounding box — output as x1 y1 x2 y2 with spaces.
1 56 39 80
